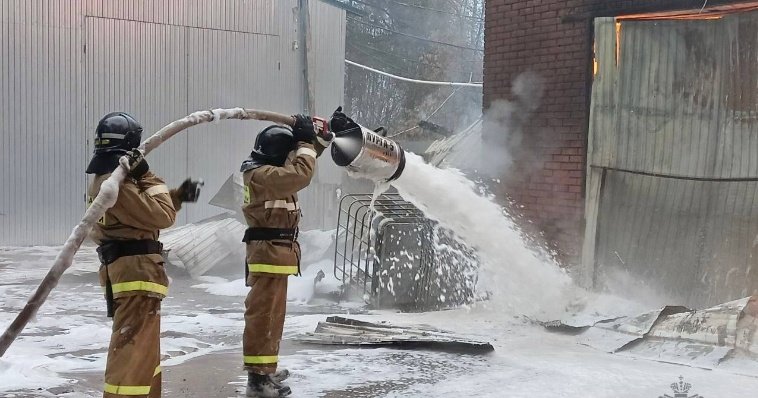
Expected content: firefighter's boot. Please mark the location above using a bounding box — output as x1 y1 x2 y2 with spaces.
246 372 292 398
272 369 290 384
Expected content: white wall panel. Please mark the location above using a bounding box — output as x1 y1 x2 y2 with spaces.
185 27 288 222
85 17 189 224
0 0 345 245
0 1 86 245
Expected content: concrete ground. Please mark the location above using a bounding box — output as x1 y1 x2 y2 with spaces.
3 245 758 398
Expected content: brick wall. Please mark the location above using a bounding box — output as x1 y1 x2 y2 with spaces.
483 0 752 264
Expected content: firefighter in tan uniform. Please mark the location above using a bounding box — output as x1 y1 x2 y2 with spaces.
239 115 330 397
85 112 202 398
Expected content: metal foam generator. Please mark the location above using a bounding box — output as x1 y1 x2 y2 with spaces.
330 125 406 182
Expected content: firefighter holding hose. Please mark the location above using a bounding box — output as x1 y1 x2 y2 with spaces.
239 114 331 397
86 112 201 398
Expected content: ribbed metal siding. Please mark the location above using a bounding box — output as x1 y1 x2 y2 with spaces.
587 11 758 307
590 13 758 178
185 28 289 222
297 0 345 230
300 0 346 229
0 1 86 245
309 0 345 185
0 0 345 245
85 0 275 34
85 17 190 224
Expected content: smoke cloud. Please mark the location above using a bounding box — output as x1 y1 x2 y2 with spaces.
477 71 545 177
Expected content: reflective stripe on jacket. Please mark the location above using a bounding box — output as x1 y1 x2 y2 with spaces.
242 142 325 279
88 171 180 299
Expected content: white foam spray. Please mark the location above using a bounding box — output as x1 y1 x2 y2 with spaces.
391 152 574 319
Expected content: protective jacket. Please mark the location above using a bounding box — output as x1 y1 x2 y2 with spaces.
241 140 325 374
88 171 181 398
241 141 325 280
88 172 181 299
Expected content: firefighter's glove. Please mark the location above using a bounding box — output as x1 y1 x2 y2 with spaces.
175 178 204 203
328 106 359 136
291 114 316 143
126 149 149 179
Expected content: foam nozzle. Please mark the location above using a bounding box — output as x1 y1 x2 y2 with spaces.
330 125 405 182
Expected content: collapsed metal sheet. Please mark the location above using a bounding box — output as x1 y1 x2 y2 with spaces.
624 297 755 368
622 340 733 368
295 316 494 354
577 296 758 371
161 216 246 277
208 173 246 219
579 306 689 353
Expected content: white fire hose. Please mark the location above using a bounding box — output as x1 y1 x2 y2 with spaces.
0 108 295 357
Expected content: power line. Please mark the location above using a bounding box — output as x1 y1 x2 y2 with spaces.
347 16 484 52
389 87 463 138
387 0 484 21
346 59 483 87
349 37 481 64
346 42 408 75
348 41 482 77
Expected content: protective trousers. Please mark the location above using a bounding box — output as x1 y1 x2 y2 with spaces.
103 295 162 398
243 276 288 374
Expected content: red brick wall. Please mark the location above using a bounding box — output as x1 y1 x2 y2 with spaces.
483 0 752 264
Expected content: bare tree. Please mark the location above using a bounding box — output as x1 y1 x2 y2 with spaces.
343 0 484 145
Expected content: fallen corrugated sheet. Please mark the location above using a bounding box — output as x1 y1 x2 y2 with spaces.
161 215 246 277
295 316 494 354
208 173 245 218
424 118 482 168
623 297 756 368
573 296 758 371
579 306 690 353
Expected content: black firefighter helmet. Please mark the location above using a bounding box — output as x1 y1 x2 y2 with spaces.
240 125 295 172
86 112 144 174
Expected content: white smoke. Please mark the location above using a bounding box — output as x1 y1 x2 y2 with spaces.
475 71 544 177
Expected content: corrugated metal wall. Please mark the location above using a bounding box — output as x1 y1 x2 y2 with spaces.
298 0 346 230
0 0 346 245
584 11 758 307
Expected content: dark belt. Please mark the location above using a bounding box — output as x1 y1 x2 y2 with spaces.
96 239 163 318
96 239 163 265
242 227 297 243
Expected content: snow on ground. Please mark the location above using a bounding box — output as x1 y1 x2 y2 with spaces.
3 245 758 397
297 309 758 398
191 259 341 304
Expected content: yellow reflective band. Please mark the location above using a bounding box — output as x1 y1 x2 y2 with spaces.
87 196 106 224
103 383 151 395
244 185 251 204
144 184 170 197
296 147 317 159
110 281 168 295
264 200 299 211
154 365 161 376
243 355 278 364
247 263 299 274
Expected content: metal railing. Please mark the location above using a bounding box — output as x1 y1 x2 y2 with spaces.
334 193 478 310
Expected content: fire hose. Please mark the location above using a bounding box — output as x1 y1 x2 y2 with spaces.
0 108 295 357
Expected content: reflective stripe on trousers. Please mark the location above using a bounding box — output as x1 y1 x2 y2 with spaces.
248 263 298 275
109 281 168 296
103 366 161 396
243 355 278 365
